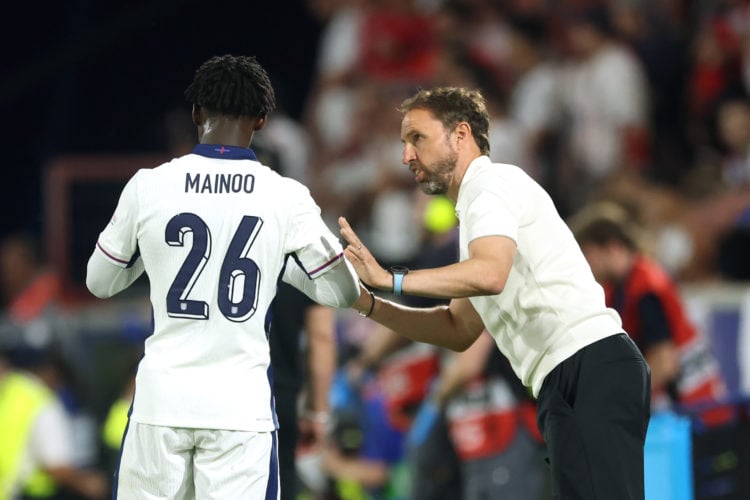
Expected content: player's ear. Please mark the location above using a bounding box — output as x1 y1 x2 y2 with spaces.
254 115 268 131
191 105 204 127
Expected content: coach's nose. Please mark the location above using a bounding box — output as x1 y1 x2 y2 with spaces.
402 143 416 166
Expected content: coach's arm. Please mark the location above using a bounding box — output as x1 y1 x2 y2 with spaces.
351 292 485 352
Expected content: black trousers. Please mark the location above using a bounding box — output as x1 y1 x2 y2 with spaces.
537 333 651 500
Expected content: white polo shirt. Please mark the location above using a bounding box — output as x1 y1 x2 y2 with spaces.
455 155 623 396
92 144 347 431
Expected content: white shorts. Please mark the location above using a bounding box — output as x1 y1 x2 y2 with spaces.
115 422 279 500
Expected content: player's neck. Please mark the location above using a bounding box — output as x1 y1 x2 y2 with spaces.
198 117 256 148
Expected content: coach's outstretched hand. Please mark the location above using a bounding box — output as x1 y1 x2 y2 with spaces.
338 216 392 291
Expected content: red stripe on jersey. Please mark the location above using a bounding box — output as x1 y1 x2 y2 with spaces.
97 241 130 265
308 253 343 277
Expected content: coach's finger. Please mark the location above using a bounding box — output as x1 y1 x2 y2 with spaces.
338 217 362 249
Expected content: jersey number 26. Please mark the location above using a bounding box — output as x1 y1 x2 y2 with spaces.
165 213 263 322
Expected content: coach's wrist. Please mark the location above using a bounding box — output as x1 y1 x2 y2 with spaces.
356 288 375 318
371 267 394 292
388 266 409 295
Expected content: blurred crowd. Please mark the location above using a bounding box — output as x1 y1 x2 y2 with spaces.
297 0 750 284
2 0 750 498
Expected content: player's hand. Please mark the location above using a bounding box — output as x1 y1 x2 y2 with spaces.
338 217 392 290
73 469 110 499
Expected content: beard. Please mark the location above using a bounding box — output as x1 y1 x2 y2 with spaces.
418 152 458 195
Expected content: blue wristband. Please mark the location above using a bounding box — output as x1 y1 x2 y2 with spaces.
389 266 409 296
393 272 405 295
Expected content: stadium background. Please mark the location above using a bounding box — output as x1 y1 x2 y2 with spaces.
1 0 320 236
2 0 750 499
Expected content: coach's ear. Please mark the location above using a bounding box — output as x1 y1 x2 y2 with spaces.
454 121 471 146
254 115 267 131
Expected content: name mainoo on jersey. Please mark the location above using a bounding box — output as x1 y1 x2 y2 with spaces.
185 172 255 194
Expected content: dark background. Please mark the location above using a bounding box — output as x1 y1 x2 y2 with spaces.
1 0 322 238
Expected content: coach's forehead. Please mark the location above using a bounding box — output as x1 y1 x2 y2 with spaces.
400 108 444 138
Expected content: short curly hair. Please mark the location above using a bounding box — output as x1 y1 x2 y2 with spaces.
184 54 276 119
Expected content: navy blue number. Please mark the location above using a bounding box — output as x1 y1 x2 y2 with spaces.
165 214 263 322
165 213 211 319
218 216 263 322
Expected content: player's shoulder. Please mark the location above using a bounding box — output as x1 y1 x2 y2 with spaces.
134 153 238 181
263 168 312 196
118 155 200 196
132 155 188 177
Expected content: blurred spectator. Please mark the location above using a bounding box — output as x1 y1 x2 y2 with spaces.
374 341 459 500
609 0 691 184
690 1 748 113
689 18 735 122
440 0 513 89
0 349 108 500
586 165 750 282
255 74 316 187
321 369 409 500
346 327 461 500
715 93 750 186
505 13 563 188
679 183 750 282
0 232 60 324
359 0 439 84
558 3 650 215
686 2 749 162
27 350 100 473
570 201 734 427
0 231 107 496
718 201 750 281
256 109 314 186
304 0 366 158
440 332 549 500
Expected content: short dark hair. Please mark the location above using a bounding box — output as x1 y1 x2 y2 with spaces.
399 87 491 155
184 55 276 119
569 202 641 251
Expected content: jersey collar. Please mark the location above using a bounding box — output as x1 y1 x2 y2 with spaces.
455 155 491 220
191 144 258 161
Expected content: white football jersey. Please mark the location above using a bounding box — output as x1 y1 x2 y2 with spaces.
93 144 345 431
